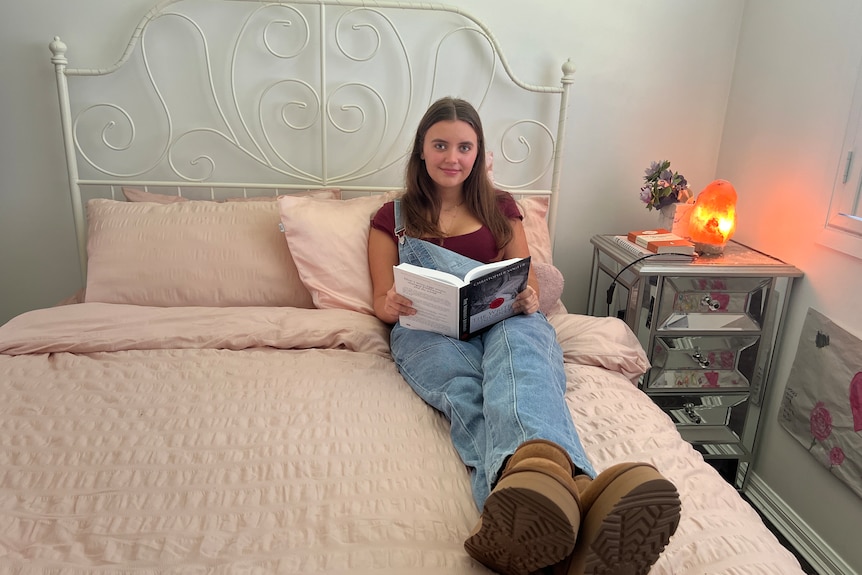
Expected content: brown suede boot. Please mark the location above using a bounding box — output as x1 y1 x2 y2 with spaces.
553 462 681 575
464 440 583 575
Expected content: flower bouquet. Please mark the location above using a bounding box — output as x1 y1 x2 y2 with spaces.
639 160 692 211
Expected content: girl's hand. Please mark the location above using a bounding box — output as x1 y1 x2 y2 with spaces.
513 285 540 315
384 287 416 318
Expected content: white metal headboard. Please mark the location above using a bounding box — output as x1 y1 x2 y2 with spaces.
50 0 575 280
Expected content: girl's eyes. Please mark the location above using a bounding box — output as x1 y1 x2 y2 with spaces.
433 143 473 152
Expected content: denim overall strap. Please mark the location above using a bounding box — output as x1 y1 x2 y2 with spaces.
393 199 482 277
393 198 406 243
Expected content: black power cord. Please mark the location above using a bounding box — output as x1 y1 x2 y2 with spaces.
605 252 693 317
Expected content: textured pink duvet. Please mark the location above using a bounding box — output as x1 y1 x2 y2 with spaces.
0 304 804 573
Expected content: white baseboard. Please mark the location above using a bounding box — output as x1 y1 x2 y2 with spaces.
744 472 854 575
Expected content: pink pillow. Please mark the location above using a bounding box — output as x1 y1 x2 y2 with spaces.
85 199 315 308
276 192 556 316
550 314 650 382
278 192 402 315
122 187 341 203
516 196 553 265
122 188 189 203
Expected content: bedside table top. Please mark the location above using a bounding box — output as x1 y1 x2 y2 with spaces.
591 235 804 277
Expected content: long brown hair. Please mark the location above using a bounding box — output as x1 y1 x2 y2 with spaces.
402 97 513 249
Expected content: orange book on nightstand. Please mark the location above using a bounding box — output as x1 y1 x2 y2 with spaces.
626 229 695 255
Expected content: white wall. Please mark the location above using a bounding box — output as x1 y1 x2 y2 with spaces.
0 0 156 324
718 0 862 570
0 0 743 325
452 1 744 315
3 0 859 572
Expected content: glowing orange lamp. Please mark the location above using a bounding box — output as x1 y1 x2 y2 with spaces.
688 179 737 255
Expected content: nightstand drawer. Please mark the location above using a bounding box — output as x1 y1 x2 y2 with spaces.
655 276 771 332
646 334 760 389
652 393 748 444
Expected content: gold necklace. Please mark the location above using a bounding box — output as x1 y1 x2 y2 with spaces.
440 202 463 237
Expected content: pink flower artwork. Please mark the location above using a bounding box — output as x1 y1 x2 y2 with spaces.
711 292 730 311
720 350 735 369
703 372 720 388
850 372 862 433
808 401 832 450
829 446 845 468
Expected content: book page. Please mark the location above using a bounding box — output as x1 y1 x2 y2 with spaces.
393 262 465 286
463 257 523 283
393 267 461 338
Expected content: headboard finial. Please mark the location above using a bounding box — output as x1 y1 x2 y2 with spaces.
49 36 68 64
561 58 576 84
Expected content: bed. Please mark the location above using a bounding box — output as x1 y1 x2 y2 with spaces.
0 1 807 573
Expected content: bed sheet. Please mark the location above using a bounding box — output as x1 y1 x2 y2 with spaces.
0 304 805 573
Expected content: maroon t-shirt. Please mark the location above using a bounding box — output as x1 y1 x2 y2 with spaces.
371 193 522 264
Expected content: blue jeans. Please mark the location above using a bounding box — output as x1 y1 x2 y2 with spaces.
391 202 596 510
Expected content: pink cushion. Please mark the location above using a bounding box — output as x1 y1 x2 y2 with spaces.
534 261 566 315
85 199 316 308
277 192 403 315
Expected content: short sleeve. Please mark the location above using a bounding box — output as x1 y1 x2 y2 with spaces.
370 201 398 244
497 192 522 220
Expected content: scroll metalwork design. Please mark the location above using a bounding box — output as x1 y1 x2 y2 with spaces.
52 0 574 278
64 1 557 188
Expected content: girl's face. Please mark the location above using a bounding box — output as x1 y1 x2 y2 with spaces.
421 119 478 195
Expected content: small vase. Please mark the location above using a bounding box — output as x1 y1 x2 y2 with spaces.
658 202 694 238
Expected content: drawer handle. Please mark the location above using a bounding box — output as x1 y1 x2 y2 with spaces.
701 295 722 311
691 352 711 368
684 402 704 424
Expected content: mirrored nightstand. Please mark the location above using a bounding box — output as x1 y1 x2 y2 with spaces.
587 235 803 488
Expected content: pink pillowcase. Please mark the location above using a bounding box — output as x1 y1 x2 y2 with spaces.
85 199 316 308
122 187 341 203
277 192 563 316
122 188 190 203
92 185 560 315
551 314 650 382
277 192 402 315
515 196 553 265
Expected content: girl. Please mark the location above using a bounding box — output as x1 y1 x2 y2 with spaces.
368 97 680 575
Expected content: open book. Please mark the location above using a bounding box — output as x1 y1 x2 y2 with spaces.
393 256 531 339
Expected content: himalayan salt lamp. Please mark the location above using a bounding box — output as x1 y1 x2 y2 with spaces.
688 179 737 255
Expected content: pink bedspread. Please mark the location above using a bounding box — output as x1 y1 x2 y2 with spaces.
0 304 804 573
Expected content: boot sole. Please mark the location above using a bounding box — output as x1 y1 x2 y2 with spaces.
465 470 581 575
570 467 681 575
